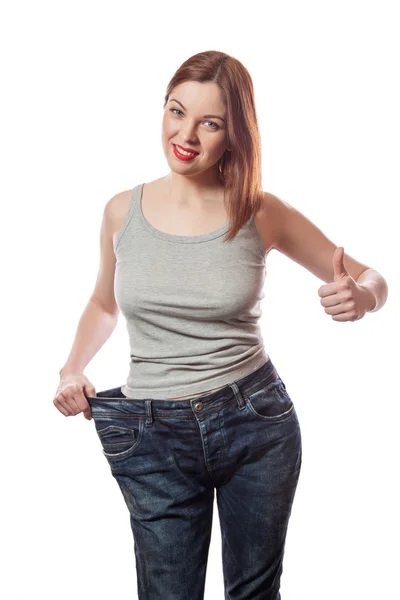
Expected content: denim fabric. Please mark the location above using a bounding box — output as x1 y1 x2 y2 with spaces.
86 358 302 600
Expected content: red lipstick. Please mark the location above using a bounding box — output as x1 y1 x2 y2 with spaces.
172 144 199 162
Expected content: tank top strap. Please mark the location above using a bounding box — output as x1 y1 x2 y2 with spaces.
113 184 141 253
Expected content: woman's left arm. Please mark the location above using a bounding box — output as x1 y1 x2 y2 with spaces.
258 192 389 321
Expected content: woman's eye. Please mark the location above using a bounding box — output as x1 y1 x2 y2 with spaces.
170 108 219 130
204 120 219 130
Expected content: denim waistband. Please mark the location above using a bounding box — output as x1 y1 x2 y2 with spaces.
88 358 281 421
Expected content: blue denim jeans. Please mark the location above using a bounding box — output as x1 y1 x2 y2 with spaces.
86 358 302 600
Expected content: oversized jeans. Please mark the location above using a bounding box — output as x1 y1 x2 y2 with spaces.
86 357 302 600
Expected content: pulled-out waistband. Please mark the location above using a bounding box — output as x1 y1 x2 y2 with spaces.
86 357 282 421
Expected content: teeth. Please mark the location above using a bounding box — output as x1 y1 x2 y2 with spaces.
175 145 197 156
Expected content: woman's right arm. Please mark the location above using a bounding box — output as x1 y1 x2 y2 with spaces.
54 194 122 419
58 298 119 379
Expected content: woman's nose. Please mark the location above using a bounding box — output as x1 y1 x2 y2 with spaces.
180 120 198 141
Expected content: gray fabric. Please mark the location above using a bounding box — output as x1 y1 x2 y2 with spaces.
114 183 269 400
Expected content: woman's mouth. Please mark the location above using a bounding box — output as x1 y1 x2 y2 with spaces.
172 144 199 162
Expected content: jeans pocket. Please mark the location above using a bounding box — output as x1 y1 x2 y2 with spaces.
244 378 294 422
95 421 144 461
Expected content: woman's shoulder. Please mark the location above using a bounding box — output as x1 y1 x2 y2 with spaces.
108 188 134 217
107 178 162 241
106 187 137 248
252 190 287 253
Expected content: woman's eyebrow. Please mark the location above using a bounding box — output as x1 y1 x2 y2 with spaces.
169 98 225 123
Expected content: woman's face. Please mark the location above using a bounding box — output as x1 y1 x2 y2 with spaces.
161 80 229 178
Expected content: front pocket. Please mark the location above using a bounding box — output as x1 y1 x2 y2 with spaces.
96 423 142 460
244 379 294 421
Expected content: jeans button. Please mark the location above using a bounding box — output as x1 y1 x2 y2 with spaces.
194 401 204 412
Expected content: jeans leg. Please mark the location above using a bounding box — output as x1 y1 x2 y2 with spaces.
118 480 215 600
89 392 216 600
215 379 302 599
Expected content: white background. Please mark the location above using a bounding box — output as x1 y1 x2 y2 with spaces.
1 1 398 599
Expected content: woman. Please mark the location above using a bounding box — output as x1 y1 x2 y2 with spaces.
54 51 388 599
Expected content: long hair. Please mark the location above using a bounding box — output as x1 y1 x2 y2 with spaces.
163 50 264 242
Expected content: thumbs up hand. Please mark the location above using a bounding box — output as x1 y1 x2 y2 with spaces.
317 247 371 322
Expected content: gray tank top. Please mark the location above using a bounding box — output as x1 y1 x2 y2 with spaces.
114 182 269 400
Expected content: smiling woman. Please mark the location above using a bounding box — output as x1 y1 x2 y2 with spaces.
159 55 265 241
55 48 388 600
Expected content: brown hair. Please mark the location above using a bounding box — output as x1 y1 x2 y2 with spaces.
163 50 264 242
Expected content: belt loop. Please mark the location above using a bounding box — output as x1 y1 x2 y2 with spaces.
229 382 246 410
144 399 154 426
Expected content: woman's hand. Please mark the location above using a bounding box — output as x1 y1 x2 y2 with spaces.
318 246 375 322
53 373 96 420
